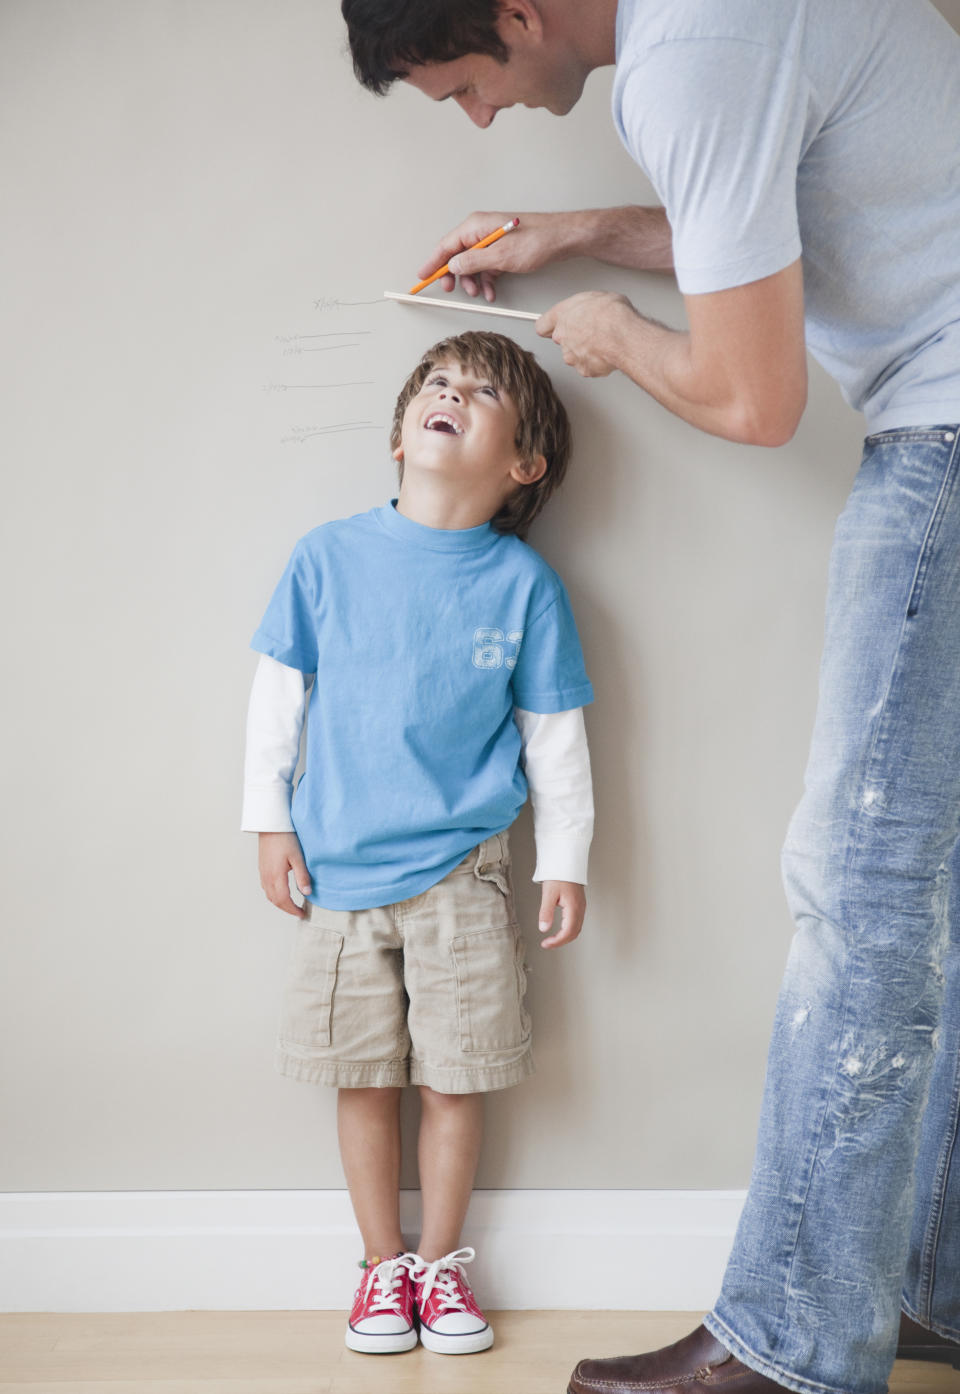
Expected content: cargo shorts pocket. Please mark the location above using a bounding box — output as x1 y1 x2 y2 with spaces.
451 924 530 1054
278 921 344 1050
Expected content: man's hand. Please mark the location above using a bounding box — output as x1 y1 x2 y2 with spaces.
537 291 636 377
538 881 586 948
258 831 312 918
539 261 808 445
416 210 576 301
417 206 675 301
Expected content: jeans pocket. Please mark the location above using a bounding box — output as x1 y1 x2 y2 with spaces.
278 920 344 1049
451 924 530 1054
864 427 958 445
905 436 960 619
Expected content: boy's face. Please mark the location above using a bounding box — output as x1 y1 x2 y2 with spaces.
395 358 544 505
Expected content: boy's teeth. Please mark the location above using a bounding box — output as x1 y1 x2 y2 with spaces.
426 413 463 435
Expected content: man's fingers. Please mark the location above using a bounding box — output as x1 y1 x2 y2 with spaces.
478 271 498 302
415 213 507 281
536 305 558 338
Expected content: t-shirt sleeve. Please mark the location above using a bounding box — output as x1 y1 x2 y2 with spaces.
619 37 807 294
250 538 319 675
510 580 593 714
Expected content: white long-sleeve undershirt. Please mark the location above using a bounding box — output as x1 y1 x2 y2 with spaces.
242 653 593 884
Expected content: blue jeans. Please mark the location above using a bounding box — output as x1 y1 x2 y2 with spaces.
704 426 960 1394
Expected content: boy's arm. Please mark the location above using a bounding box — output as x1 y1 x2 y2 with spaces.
514 706 594 948
242 654 313 917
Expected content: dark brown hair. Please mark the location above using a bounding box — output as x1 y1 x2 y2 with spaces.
341 0 508 95
390 331 571 540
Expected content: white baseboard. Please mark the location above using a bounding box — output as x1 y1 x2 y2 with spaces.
1 1189 745 1313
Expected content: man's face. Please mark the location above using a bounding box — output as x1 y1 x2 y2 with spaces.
402 9 588 128
397 358 531 497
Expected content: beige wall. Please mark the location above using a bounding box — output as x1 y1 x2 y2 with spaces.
3 0 957 1194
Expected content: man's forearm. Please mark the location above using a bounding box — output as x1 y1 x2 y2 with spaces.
539 260 808 446
560 206 674 274
608 305 800 446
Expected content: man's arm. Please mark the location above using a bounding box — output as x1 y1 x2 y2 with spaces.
538 259 808 447
417 206 674 302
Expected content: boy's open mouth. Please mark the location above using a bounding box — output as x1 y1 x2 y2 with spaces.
424 412 465 436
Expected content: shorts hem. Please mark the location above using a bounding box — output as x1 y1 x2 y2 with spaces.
410 1048 534 1094
275 1049 409 1087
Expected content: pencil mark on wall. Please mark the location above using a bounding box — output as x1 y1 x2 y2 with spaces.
275 331 373 343
267 297 386 447
263 381 374 394
313 296 385 311
281 422 384 444
282 343 364 356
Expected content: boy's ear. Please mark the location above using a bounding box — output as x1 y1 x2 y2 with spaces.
393 445 404 462
511 453 547 486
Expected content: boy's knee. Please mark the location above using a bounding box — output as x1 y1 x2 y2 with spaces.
418 1084 478 1107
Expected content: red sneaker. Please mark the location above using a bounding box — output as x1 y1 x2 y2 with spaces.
345 1254 417 1354
409 1247 494 1354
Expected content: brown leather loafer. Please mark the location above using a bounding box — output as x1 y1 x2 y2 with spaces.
897 1312 960 1368
567 1324 789 1393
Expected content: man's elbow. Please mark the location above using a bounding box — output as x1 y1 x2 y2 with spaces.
729 383 807 448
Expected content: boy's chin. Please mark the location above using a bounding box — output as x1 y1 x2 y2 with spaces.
402 455 466 477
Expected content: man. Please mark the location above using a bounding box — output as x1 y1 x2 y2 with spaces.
340 3 960 1392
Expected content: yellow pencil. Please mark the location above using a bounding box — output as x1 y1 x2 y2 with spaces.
409 217 519 295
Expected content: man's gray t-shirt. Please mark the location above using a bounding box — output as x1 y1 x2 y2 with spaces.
612 0 960 432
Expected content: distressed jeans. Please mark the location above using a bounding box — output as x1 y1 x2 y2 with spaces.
704 427 960 1394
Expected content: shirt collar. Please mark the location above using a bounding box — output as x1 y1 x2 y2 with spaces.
374 500 500 553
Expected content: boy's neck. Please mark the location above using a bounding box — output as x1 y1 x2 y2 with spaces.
395 477 504 532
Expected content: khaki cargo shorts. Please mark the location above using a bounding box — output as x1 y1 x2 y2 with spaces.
275 830 533 1093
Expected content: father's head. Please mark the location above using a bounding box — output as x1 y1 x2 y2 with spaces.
340 0 596 127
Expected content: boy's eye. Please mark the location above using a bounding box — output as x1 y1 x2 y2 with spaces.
479 385 499 398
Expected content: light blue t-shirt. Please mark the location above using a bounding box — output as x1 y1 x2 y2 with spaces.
251 502 594 910
612 0 960 432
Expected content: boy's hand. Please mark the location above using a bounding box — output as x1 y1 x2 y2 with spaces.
258 831 312 918
537 881 586 948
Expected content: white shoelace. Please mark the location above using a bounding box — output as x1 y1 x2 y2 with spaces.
362 1256 411 1314
408 1246 476 1310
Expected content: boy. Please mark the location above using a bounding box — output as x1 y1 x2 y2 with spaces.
242 330 593 1354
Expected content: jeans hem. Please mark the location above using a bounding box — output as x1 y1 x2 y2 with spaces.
900 1297 960 1344
704 1312 856 1394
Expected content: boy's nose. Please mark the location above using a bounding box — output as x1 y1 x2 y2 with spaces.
439 388 462 403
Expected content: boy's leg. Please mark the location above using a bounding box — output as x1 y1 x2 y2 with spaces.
338 1087 418 1355
399 835 530 1353
337 1086 405 1259
416 1086 484 1259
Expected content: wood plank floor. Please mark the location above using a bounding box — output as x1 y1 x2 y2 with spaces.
1 1311 957 1393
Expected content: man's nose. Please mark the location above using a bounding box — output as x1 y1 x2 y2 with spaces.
456 95 497 129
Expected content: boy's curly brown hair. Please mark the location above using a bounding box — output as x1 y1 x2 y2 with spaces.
390 330 571 540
